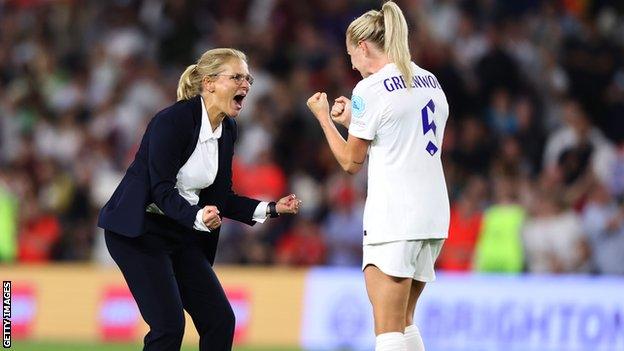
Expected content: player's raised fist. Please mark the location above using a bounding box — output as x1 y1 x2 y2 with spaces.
330 96 352 127
306 92 330 120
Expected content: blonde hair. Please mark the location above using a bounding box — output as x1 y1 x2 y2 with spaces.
177 48 247 101
346 1 413 87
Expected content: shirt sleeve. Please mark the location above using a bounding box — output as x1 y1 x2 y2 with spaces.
252 201 269 223
194 209 211 232
348 83 386 141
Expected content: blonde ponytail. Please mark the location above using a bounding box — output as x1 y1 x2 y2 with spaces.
346 1 413 88
177 64 200 101
176 48 248 101
382 1 413 88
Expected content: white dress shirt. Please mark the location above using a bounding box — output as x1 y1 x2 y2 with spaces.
147 96 268 231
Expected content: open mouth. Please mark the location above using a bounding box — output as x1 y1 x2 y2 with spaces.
233 93 246 109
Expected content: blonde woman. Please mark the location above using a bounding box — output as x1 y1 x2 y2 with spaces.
98 48 300 351
307 2 450 350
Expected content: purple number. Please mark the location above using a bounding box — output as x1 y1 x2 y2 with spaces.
421 99 436 136
421 99 438 156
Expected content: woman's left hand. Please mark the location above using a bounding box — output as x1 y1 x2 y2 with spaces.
330 96 352 128
276 194 302 215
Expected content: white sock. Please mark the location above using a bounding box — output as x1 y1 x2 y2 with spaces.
375 332 407 351
404 325 425 351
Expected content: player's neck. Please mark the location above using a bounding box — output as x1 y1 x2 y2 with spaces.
366 56 391 76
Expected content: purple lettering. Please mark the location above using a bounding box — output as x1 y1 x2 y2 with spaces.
434 76 443 89
474 303 494 339
422 301 445 338
527 305 553 344
558 304 575 344
453 301 473 337
428 76 437 88
383 78 395 92
516 304 532 340
391 76 404 90
579 306 605 345
412 76 422 88
399 76 411 89
611 308 624 344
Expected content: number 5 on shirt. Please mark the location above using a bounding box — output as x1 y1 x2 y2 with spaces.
421 99 438 156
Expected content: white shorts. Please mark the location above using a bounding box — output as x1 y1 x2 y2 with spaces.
362 239 445 282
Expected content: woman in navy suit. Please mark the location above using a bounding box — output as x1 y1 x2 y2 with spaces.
98 48 300 351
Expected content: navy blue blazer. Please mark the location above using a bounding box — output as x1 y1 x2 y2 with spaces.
98 95 260 238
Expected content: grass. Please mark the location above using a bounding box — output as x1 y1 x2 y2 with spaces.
11 341 302 351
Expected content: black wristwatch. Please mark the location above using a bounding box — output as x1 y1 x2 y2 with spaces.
267 201 280 218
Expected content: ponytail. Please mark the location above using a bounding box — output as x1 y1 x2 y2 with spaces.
382 1 413 89
346 1 413 88
177 64 200 101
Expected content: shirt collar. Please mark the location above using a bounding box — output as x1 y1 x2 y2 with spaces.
199 96 223 142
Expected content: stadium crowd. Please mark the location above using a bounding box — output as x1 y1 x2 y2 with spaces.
0 0 623 275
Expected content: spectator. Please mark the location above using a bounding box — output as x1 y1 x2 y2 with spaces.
437 176 486 271
321 175 363 266
0 170 18 262
232 150 287 201
485 88 517 136
450 117 493 177
582 181 624 275
18 193 61 262
473 177 525 273
522 191 590 273
514 96 545 175
606 141 624 202
275 217 326 266
543 100 615 182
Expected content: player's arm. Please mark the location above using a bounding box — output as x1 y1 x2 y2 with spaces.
321 122 369 174
344 134 370 174
307 92 370 174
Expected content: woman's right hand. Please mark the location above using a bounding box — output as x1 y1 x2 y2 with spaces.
306 92 330 122
202 205 221 231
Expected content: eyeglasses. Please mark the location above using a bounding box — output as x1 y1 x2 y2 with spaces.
211 73 254 86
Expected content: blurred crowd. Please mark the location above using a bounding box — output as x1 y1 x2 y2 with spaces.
0 0 623 275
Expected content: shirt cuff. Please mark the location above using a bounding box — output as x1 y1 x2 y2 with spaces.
194 209 211 232
253 201 269 223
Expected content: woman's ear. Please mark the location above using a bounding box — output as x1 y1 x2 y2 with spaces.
359 40 369 57
203 76 216 93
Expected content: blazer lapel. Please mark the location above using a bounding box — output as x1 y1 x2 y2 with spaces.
182 95 203 163
217 118 232 176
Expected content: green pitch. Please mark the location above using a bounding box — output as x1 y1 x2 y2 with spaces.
12 341 302 351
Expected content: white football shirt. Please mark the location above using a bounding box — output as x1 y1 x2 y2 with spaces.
348 62 450 244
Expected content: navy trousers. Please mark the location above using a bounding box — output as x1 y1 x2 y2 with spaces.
105 214 234 351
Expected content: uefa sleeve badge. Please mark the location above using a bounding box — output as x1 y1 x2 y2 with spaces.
351 95 366 118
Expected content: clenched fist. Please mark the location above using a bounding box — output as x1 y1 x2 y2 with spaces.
306 92 330 122
202 205 221 231
276 194 302 215
330 96 352 127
